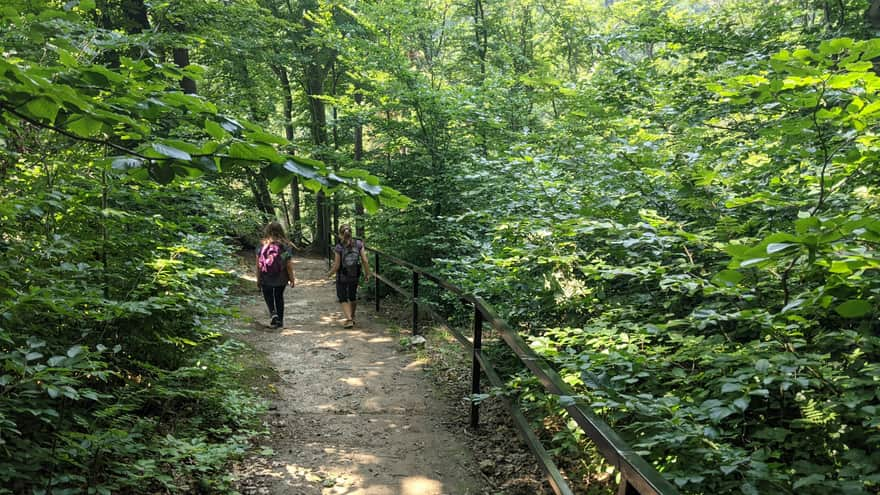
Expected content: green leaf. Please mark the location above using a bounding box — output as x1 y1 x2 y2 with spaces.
362 194 379 213
111 157 144 170
834 300 873 318
288 155 326 170
859 100 880 117
282 159 320 179
766 242 797 254
739 258 768 268
721 382 742 394
356 179 382 196
268 175 293 194
829 261 853 275
732 397 750 411
205 120 228 140
220 117 244 135
708 406 735 422
819 38 853 55
152 143 192 161
25 97 60 123
228 142 263 161
741 482 759 495
244 130 288 145
711 270 743 287
67 114 104 137
793 474 825 489
149 164 175 184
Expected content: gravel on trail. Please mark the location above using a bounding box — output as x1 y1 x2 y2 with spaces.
230 254 488 495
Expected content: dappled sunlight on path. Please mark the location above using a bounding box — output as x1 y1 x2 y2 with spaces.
233 256 485 495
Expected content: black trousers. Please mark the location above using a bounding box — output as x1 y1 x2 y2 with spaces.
261 285 286 323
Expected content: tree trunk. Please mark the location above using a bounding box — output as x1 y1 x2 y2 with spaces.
305 66 330 254
249 172 275 220
474 0 489 157
868 0 880 28
354 92 365 238
331 62 340 240
173 48 197 94
279 191 292 231
274 64 303 244
97 0 151 67
474 0 487 78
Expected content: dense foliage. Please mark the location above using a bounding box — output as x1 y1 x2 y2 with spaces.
338 1 880 494
3 0 879 494
0 0 402 492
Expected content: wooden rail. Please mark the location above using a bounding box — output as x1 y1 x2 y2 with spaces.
366 246 680 495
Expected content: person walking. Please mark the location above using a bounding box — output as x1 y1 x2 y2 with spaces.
256 222 296 328
328 224 371 328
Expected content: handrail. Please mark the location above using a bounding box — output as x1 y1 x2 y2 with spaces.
366 245 679 495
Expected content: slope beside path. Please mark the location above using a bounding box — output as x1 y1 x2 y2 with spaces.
231 254 486 495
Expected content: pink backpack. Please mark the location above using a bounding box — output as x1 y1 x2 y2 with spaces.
258 243 284 274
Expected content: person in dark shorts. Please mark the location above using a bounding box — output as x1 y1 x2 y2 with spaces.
256 222 296 328
328 224 371 328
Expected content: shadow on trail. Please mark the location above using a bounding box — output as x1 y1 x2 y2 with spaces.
233 255 485 495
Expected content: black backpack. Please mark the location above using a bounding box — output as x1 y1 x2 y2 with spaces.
339 241 361 282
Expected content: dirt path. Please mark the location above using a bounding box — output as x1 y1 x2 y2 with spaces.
232 255 486 495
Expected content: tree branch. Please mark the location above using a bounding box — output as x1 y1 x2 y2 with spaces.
0 102 153 160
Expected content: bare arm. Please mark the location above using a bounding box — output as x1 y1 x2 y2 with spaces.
359 245 372 281
328 251 341 277
286 258 296 287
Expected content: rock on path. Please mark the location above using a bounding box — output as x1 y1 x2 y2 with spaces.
233 255 485 495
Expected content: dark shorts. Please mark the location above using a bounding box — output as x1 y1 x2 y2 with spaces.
336 281 358 303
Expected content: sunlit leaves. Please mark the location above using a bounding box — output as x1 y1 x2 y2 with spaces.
24 97 59 123
0 6 409 210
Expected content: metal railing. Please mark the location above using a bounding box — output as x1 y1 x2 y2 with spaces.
367 246 679 495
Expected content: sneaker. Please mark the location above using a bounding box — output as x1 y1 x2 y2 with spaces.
272 320 283 329
342 319 353 328
270 315 280 327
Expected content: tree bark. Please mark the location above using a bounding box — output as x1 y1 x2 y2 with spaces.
273 64 303 244
249 172 275 220
474 0 488 78
868 0 880 28
331 62 341 241
96 0 151 67
354 92 365 238
173 48 197 94
305 66 330 254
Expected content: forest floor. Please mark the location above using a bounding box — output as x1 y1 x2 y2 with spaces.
228 254 551 495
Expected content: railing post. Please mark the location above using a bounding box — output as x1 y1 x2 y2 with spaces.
412 271 419 335
617 480 639 495
470 304 483 429
374 251 380 312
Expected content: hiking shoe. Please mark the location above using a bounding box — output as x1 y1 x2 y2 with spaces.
342 319 353 328
271 320 283 329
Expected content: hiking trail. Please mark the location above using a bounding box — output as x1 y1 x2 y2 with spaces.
230 254 489 495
